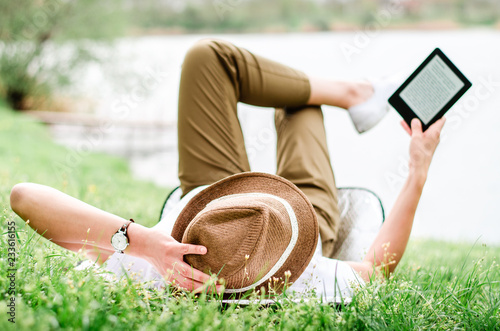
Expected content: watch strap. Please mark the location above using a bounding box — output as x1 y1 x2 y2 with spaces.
121 219 135 235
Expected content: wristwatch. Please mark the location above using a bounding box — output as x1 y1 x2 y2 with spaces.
111 219 135 254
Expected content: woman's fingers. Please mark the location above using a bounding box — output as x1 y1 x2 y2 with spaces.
180 242 207 255
192 282 224 294
178 261 211 282
410 118 422 136
158 241 224 292
428 117 446 138
162 260 210 283
181 280 223 293
175 243 211 280
169 277 205 291
402 117 446 137
166 270 222 293
164 242 211 282
400 120 412 136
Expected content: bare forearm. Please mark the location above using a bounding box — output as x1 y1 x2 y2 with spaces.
10 183 133 252
364 171 425 272
347 172 425 280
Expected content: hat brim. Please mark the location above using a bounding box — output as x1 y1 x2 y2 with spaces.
171 172 318 289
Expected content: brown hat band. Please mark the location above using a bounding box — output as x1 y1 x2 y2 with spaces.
204 192 299 294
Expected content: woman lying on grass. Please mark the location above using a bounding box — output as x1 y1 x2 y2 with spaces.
9 39 445 298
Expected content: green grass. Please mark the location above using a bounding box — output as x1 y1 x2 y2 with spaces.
1 103 499 330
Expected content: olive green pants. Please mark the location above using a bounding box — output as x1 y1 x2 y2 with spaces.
177 39 340 257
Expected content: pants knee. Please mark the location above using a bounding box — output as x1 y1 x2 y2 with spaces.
182 38 233 70
183 39 218 66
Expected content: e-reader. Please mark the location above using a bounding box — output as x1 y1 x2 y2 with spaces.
389 48 472 131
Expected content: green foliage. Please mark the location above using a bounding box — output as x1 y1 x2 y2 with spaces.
0 103 499 330
0 0 127 110
129 0 333 33
127 0 500 34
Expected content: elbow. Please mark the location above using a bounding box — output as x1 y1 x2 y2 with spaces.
10 183 32 217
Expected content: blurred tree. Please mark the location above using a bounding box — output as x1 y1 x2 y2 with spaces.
0 0 127 110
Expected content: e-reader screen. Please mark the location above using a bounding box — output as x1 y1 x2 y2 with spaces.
389 48 472 131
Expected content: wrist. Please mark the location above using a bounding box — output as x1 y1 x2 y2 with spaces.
124 223 151 257
408 168 427 190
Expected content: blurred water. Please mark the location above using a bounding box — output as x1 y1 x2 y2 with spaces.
76 30 500 245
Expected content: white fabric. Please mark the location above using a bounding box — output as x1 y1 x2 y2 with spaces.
333 188 384 261
103 186 364 301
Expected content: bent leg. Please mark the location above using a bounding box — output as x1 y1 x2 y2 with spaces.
178 39 311 195
275 106 340 257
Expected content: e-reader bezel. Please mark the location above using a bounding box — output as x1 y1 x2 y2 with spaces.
389 48 472 131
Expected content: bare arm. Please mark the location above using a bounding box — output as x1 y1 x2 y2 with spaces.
347 117 446 281
10 183 217 291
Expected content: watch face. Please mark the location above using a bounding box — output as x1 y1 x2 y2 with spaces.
111 233 128 251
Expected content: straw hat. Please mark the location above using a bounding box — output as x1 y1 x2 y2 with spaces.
171 172 318 294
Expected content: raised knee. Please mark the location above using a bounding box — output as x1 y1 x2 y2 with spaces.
183 38 233 68
10 183 31 214
184 39 219 63
192 38 219 50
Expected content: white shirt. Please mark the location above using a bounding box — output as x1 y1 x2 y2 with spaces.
104 186 364 301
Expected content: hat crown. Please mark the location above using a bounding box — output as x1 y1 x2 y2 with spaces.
183 195 292 288
172 172 319 295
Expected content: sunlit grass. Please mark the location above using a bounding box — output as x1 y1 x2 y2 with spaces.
0 103 499 330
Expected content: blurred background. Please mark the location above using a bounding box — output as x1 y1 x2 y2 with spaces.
1 0 499 244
